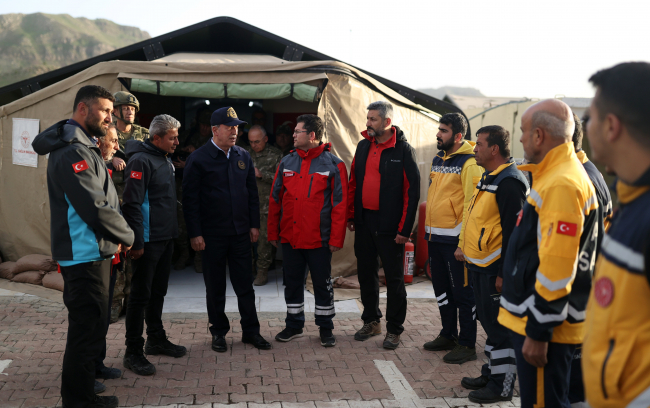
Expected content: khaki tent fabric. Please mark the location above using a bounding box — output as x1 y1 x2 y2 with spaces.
0 55 440 277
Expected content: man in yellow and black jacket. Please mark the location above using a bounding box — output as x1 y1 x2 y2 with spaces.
422 113 484 364
460 126 528 404
498 99 601 408
581 62 650 408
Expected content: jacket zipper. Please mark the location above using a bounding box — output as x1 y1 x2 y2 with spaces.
307 176 314 198
478 228 485 251
601 339 614 399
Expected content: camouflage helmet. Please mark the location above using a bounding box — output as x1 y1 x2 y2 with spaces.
113 91 140 112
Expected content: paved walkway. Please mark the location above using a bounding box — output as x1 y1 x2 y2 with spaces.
0 269 520 408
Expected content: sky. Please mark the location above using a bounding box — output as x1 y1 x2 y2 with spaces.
4 0 650 98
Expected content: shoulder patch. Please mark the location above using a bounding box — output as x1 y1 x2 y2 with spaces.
72 160 89 173
130 171 142 180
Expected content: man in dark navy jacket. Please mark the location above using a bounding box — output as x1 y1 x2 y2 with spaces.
183 106 272 352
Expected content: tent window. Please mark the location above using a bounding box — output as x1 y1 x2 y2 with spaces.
130 79 319 103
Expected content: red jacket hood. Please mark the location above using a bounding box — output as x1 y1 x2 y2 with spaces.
360 126 398 148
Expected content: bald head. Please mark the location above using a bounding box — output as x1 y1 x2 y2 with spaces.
524 99 575 142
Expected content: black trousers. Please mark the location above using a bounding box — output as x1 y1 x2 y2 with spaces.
203 233 260 336
60 260 111 408
125 240 173 350
429 241 476 347
511 332 576 408
472 270 516 397
95 262 118 371
355 210 407 335
282 244 334 330
568 345 585 404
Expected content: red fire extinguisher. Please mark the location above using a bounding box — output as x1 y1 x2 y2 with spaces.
403 240 415 283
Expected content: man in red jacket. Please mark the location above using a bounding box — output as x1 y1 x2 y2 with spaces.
268 114 348 347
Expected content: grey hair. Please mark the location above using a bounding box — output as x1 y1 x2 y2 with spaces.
149 114 181 138
531 111 574 141
367 100 394 120
248 124 267 136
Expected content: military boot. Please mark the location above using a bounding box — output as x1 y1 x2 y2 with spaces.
254 268 268 286
174 248 189 270
194 252 202 273
110 300 122 323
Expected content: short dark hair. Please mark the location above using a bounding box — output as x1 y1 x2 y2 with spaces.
296 114 324 141
440 113 468 139
476 125 510 159
589 62 650 145
572 112 583 152
73 85 115 112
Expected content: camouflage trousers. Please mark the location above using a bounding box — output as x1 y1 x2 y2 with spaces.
110 258 133 320
253 213 274 271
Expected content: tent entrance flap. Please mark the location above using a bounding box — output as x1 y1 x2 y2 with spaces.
129 79 320 103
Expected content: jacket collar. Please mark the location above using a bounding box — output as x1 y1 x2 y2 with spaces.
441 140 476 161
208 141 241 159
517 142 576 177
617 166 650 204
488 159 516 177
296 142 329 159
63 120 96 148
361 126 397 148
575 149 590 164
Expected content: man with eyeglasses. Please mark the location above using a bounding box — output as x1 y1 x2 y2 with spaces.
247 125 283 285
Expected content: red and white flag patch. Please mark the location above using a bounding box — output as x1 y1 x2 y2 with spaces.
557 221 577 236
515 209 523 227
284 172 295 177
72 160 89 173
130 171 142 180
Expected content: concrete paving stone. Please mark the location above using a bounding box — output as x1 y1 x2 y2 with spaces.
315 402 351 408
282 402 317 408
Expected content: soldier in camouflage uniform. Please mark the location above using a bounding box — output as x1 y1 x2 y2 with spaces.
174 109 213 273
246 125 283 285
274 122 295 157
110 91 149 322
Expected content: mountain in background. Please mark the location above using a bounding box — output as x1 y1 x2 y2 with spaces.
418 86 484 99
0 13 150 88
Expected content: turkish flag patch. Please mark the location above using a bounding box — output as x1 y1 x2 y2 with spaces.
72 160 89 173
557 221 578 236
515 209 523 227
130 171 142 180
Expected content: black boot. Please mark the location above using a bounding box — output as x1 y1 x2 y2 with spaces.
145 335 187 358
468 386 512 403
123 350 156 376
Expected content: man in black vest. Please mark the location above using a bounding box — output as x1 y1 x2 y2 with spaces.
183 106 272 353
347 101 420 349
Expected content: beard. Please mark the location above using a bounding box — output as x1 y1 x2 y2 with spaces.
437 136 455 152
367 126 382 137
85 113 108 137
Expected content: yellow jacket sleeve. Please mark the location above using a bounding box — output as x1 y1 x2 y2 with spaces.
459 159 484 248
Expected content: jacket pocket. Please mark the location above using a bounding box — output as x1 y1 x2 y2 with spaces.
600 332 637 401
478 228 486 251
307 176 314 198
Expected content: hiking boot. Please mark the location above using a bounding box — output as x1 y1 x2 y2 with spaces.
96 365 121 380
275 327 304 342
90 395 118 408
123 352 156 376
468 386 512 404
145 336 187 358
320 328 336 347
174 249 190 270
109 300 121 324
94 380 106 394
461 375 489 390
254 268 268 286
423 335 457 351
383 332 401 350
443 344 477 364
194 253 202 273
354 321 381 341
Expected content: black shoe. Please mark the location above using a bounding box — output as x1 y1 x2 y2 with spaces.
319 328 336 347
94 380 106 394
145 336 187 358
423 334 457 351
461 375 489 390
90 395 118 408
123 352 156 376
443 344 477 364
212 335 228 353
468 386 512 404
95 365 122 380
275 327 304 342
242 333 272 350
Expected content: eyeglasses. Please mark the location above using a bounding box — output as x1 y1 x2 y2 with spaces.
293 130 308 135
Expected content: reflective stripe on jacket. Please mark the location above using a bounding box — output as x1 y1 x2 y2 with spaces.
424 140 483 247
583 175 650 408
498 142 601 344
463 161 529 269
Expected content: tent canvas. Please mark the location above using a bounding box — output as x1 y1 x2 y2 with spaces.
0 54 440 277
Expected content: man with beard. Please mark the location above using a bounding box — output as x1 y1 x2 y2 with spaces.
32 85 134 408
347 101 420 350
422 113 484 364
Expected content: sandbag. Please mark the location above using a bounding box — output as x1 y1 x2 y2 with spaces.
15 254 57 274
42 272 64 292
11 271 46 285
0 262 17 280
333 275 361 289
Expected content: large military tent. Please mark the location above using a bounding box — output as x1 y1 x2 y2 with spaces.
0 18 463 277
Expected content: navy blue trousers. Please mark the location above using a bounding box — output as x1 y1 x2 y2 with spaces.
282 244 335 330
428 242 476 347
511 332 576 408
95 262 118 372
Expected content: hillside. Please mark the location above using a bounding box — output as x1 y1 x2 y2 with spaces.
0 13 150 88
418 86 484 100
